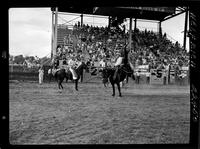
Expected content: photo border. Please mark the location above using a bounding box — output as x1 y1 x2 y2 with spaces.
2 0 200 149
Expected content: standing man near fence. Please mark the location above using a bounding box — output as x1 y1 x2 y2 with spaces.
38 65 44 85
48 66 53 83
136 70 140 84
146 70 150 84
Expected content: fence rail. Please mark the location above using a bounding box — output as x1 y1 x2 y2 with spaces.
9 65 189 85
9 65 52 82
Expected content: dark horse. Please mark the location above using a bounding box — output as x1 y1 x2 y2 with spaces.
55 62 88 91
101 64 134 97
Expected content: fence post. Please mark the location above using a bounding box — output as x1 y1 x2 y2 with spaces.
163 69 167 85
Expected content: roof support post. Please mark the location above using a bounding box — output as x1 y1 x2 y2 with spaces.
134 18 137 32
108 16 111 29
159 21 162 38
129 17 132 52
53 7 58 58
81 14 83 27
80 14 83 52
51 10 55 60
183 7 188 51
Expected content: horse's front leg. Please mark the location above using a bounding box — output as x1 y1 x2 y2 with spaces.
65 76 68 83
126 75 129 83
117 82 122 97
49 74 51 83
58 80 63 90
75 79 78 91
104 82 107 87
132 73 135 80
112 83 115 96
58 81 60 89
80 73 83 82
60 81 63 89
121 81 125 87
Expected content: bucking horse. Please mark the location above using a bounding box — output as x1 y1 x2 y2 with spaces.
54 62 88 91
101 64 134 97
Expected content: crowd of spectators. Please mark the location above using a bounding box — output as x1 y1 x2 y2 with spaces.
128 28 189 70
53 21 189 72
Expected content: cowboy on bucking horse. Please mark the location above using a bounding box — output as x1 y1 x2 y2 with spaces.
113 42 130 80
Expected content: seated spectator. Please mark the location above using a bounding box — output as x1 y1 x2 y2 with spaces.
63 58 67 65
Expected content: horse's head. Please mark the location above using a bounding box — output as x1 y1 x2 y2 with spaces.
77 62 89 73
82 62 89 70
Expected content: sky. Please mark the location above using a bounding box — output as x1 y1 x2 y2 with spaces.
9 8 189 58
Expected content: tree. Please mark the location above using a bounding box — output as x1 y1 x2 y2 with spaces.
39 56 51 66
24 56 35 62
9 54 14 62
13 55 25 64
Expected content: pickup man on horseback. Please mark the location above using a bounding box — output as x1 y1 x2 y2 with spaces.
101 42 134 97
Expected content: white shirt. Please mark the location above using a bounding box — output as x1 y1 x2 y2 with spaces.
39 69 44 75
146 72 150 77
76 61 82 68
114 57 123 66
68 59 75 67
48 69 52 74
136 71 140 76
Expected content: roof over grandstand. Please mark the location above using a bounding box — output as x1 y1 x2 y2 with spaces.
55 7 176 21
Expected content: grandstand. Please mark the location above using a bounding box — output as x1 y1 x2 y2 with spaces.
57 25 71 46
50 7 189 85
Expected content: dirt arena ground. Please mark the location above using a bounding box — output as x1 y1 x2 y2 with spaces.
9 80 190 144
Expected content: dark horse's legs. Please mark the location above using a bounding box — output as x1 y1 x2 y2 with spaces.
126 75 128 83
75 79 78 91
60 82 63 89
116 82 122 97
112 83 115 96
73 70 79 91
80 73 83 82
104 82 108 87
104 83 106 87
58 79 63 90
49 74 52 83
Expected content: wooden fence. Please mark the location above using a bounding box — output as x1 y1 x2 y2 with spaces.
9 65 189 85
9 65 52 82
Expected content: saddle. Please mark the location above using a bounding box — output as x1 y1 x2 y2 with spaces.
52 68 59 76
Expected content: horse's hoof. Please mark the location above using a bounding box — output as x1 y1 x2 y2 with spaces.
112 94 115 97
119 95 122 97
